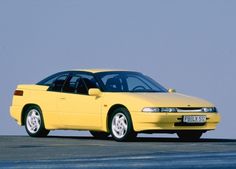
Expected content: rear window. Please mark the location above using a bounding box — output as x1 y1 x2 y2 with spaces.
37 72 69 86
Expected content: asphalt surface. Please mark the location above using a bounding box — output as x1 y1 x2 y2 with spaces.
0 136 236 169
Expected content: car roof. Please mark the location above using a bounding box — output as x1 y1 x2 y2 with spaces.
69 69 134 73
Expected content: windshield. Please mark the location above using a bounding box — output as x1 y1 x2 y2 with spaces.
95 71 167 93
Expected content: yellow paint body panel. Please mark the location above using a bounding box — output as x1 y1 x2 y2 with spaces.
132 112 220 131
10 84 220 133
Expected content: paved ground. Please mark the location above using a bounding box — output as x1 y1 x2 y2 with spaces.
0 136 236 169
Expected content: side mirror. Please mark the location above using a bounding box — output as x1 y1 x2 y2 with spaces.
168 88 176 93
88 88 102 97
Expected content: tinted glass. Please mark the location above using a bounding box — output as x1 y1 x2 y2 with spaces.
37 72 69 86
99 73 124 92
63 76 80 93
63 75 88 94
78 74 99 89
49 75 68 92
95 71 167 92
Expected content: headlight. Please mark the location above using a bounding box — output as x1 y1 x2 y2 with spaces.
142 107 177 113
202 107 217 112
161 107 177 112
142 107 161 112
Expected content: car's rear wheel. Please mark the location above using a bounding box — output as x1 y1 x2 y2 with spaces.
177 131 203 141
89 131 110 139
109 108 137 142
24 106 49 137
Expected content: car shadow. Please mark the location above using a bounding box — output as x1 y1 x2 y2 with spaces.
47 135 236 143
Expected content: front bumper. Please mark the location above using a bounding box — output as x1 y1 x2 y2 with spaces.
131 112 221 132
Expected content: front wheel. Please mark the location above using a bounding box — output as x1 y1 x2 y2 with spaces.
177 131 203 141
24 106 50 137
109 108 137 142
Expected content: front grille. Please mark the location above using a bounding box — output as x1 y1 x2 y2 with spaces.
177 108 203 113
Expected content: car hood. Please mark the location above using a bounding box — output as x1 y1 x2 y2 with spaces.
118 92 214 108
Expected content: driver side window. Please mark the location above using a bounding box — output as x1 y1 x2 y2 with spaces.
63 75 88 95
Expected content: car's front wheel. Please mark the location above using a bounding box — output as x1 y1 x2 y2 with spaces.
177 131 203 141
24 106 50 137
109 108 137 142
89 131 110 139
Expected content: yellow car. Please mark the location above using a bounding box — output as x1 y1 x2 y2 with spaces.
10 69 220 141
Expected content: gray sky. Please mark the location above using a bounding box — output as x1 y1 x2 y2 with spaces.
0 1 235 138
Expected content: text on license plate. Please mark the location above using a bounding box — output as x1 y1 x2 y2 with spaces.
183 115 206 123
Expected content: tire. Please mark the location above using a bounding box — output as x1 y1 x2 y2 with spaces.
89 131 110 139
109 107 137 142
24 105 50 137
177 131 203 141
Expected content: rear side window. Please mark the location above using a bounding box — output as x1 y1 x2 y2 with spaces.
48 75 68 92
38 71 100 94
37 72 69 86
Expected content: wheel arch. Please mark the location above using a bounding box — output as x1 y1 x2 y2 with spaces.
21 104 41 125
106 104 131 132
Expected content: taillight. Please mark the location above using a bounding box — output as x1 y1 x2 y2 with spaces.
14 90 24 96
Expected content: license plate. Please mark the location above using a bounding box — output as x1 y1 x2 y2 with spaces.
183 115 206 123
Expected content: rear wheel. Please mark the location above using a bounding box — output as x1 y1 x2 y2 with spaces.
89 131 110 139
24 106 49 137
109 108 137 142
177 131 203 141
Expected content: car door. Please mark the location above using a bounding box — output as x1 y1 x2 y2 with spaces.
42 73 70 128
57 74 102 129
